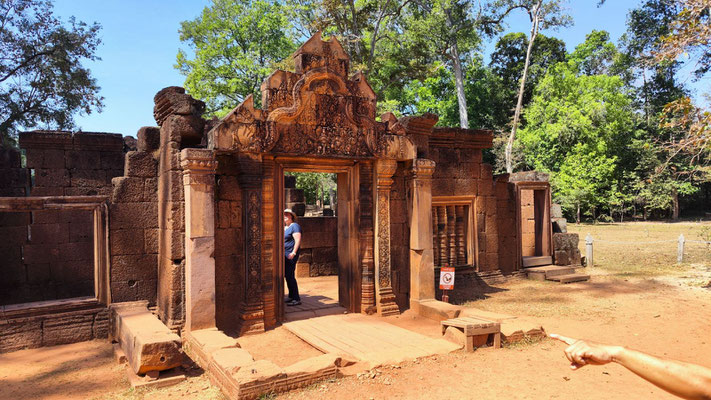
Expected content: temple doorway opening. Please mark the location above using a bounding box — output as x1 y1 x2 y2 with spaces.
282 170 348 321
520 188 552 267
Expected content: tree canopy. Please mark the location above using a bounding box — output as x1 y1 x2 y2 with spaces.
0 0 103 146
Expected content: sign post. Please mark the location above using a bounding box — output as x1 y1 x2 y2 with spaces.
439 266 455 303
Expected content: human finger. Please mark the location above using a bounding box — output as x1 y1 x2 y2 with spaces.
549 333 577 345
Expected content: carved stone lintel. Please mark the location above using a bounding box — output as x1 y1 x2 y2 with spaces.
374 159 400 316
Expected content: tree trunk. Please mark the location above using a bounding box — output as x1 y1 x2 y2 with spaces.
505 1 542 173
451 44 469 129
672 188 679 220
576 203 581 224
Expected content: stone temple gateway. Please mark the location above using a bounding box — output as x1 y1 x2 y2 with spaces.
0 33 581 396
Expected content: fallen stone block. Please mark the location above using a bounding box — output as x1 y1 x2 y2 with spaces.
232 359 286 398
110 301 182 375
284 354 339 389
411 299 462 322
500 318 545 344
443 326 466 347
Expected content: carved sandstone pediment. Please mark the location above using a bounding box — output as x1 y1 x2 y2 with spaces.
208 33 415 161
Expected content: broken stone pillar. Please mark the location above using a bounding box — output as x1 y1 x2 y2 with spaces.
110 301 182 375
181 148 217 331
407 159 436 309
373 159 400 316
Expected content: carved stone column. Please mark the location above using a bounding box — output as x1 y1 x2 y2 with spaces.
237 155 265 335
374 159 400 316
181 149 217 332
406 159 436 308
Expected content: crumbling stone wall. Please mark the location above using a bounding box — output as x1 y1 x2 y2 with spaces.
553 233 581 266
19 131 125 197
295 217 338 278
109 128 159 305
0 146 29 196
154 87 206 330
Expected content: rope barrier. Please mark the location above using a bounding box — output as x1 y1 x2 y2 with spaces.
593 239 679 244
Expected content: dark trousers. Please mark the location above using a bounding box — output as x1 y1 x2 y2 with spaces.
285 253 300 301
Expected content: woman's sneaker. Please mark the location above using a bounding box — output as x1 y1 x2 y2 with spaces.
286 299 301 306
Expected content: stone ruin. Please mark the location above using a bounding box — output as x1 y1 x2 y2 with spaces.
0 32 582 398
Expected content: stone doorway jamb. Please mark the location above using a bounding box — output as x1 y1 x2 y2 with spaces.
181 148 218 332
406 158 436 310
374 159 400 316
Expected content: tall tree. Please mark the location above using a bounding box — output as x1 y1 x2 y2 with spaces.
407 0 479 128
0 0 103 146
502 0 571 173
489 32 566 117
176 0 297 116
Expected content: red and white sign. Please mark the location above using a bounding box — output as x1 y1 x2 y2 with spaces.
439 267 455 290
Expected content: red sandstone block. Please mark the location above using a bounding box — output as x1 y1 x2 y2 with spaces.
110 278 157 304
26 263 51 283
65 150 100 170
32 209 61 224
217 176 241 201
22 243 58 264
61 209 92 225
24 148 43 169
111 202 158 229
42 313 95 346
217 201 231 229
111 228 145 255
51 260 94 283
432 178 455 196
69 169 105 187
0 320 42 352
144 178 158 201
159 141 181 173
312 246 338 263
59 241 93 261
144 228 159 254
34 168 70 187
390 201 408 224
124 151 158 178
137 126 160 152
215 228 239 257
41 149 66 169
301 230 336 248
29 222 69 244
111 254 158 281
0 211 30 227
165 201 184 231
454 179 477 196
163 228 185 259
111 176 144 202
72 132 123 151
100 151 124 170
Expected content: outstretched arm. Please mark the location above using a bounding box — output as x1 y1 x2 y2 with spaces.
287 232 301 260
550 333 711 400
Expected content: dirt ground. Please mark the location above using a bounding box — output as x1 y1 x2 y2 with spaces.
1 221 709 400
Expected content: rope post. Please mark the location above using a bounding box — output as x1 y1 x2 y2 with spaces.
585 234 594 267
677 234 685 264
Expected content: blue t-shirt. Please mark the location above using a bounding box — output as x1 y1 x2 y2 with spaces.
284 223 301 254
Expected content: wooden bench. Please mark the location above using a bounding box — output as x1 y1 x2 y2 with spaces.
441 316 501 351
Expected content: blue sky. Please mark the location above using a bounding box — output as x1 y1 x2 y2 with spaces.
53 0 644 137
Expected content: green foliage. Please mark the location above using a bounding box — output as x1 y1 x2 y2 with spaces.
176 0 297 116
0 0 103 145
489 32 566 110
285 172 336 206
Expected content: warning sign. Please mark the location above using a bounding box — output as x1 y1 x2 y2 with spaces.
439 267 455 290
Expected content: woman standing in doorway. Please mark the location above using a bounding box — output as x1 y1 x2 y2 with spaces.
284 208 302 306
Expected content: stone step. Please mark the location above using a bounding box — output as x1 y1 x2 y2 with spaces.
522 256 553 268
547 273 590 284
525 265 575 281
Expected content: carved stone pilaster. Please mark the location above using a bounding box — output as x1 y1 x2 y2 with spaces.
359 162 376 314
374 159 399 316
181 149 217 332
237 155 265 335
406 159 436 306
